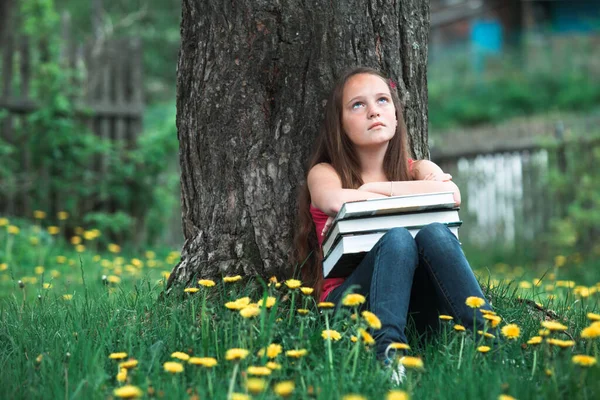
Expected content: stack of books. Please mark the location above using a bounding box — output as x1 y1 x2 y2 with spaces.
322 191 461 278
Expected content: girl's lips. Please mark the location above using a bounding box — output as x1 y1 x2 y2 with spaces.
368 123 385 130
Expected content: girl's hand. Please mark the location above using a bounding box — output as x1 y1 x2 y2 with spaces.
423 172 452 182
322 216 334 237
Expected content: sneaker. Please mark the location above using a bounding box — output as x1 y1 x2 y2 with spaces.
391 358 406 385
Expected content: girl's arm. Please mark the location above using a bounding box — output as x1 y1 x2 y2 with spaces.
307 163 387 216
359 160 462 206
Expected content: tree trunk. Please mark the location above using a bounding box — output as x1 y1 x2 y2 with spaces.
167 0 430 290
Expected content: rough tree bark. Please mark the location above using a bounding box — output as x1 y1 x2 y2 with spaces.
167 0 430 291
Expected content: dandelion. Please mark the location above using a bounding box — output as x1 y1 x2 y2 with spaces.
342 395 367 400
226 348 249 361
247 366 272 376
257 343 282 359
246 378 267 394
62 294 73 300
0 218 8 226
439 315 453 321
119 359 139 369
541 321 567 332
546 338 575 348
477 330 496 339
273 381 295 397
189 357 217 367
501 324 521 340
240 304 261 318
388 342 411 351
587 313 600 322
184 287 199 293
454 324 466 332
300 287 314 295
527 336 543 345
36 354 43 363
109 352 128 360
297 308 310 315
545 369 553 377
224 275 242 283
108 243 121 253
163 361 184 373
266 361 281 370
342 293 366 307
113 385 143 399
317 302 335 309
322 329 342 341
171 351 190 361
0 263 7 271
465 296 485 308
225 297 251 310
581 325 600 339
480 309 497 315
257 296 277 308
107 275 121 284
285 279 301 289
7 225 20 235
285 349 308 358
401 356 424 370
47 226 60 235
358 328 375 345
572 355 597 367
498 396 517 400
483 314 502 328
477 346 491 353
362 311 382 329
538 329 551 336
116 368 128 383
387 390 410 400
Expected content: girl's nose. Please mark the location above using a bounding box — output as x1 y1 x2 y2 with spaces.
368 106 380 119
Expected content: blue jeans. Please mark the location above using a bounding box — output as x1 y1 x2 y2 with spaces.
326 223 494 359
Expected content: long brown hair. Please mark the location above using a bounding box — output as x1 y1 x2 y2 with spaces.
292 67 413 300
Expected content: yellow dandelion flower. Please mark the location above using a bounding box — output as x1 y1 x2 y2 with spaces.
581 325 600 339
108 243 121 253
541 321 567 332
113 385 143 398
527 336 543 345
501 324 521 340
401 356 424 370
171 351 190 361
246 378 267 394
350 336 358 343
257 343 282 359
47 226 60 235
7 225 20 235
231 394 250 400
317 302 335 309
75 244 85 253
62 294 73 300
223 275 242 283
240 304 261 318
465 296 485 308
477 346 491 353
189 357 217 367
519 281 532 289
439 315 453 321
342 395 367 400
300 287 314 295
480 309 497 315
285 279 302 289
587 313 600 322
0 218 8 226
387 390 410 400
572 355 597 367
554 254 566 267
547 338 575 348
477 330 496 339
342 293 366 307
388 342 411 351
285 349 308 358
322 329 342 341
119 359 139 369
297 308 310 315
483 314 502 328
247 366 272 376
226 348 249 361
116 368 128 383
266 361 281 370
257 296 277 308
362 311 382 330
545 368 553 377
109 352 128 360
34 266 44 275
107 275 121 284
359 328 375 345
184 287 199 293
57 211 69 220
163 361 184 373
454 324 466 332
33 210 46 219
498 396 516 400
273 381 295 397
0 263 7 271
539 328 551 336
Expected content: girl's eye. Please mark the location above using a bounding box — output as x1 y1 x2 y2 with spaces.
378 97 389 104
352 101 364 109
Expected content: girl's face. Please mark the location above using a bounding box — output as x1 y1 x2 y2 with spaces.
341 73 397 149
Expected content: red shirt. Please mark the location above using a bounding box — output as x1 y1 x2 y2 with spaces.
311 159 415 302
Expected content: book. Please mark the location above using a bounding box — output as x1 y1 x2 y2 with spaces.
322 208 461 258
333 191 456 221
323 224 461 278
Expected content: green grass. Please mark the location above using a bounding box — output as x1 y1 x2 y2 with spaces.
1 217 600 399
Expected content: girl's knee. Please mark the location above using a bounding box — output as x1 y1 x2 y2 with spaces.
415 222 453 245
379 227 418 260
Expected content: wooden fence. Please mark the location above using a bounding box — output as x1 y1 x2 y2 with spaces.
0 8 143 223
431 116 600 252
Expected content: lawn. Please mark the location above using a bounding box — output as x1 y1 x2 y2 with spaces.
1 216 599 399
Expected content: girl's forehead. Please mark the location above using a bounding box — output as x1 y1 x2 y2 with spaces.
343 74 389 100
